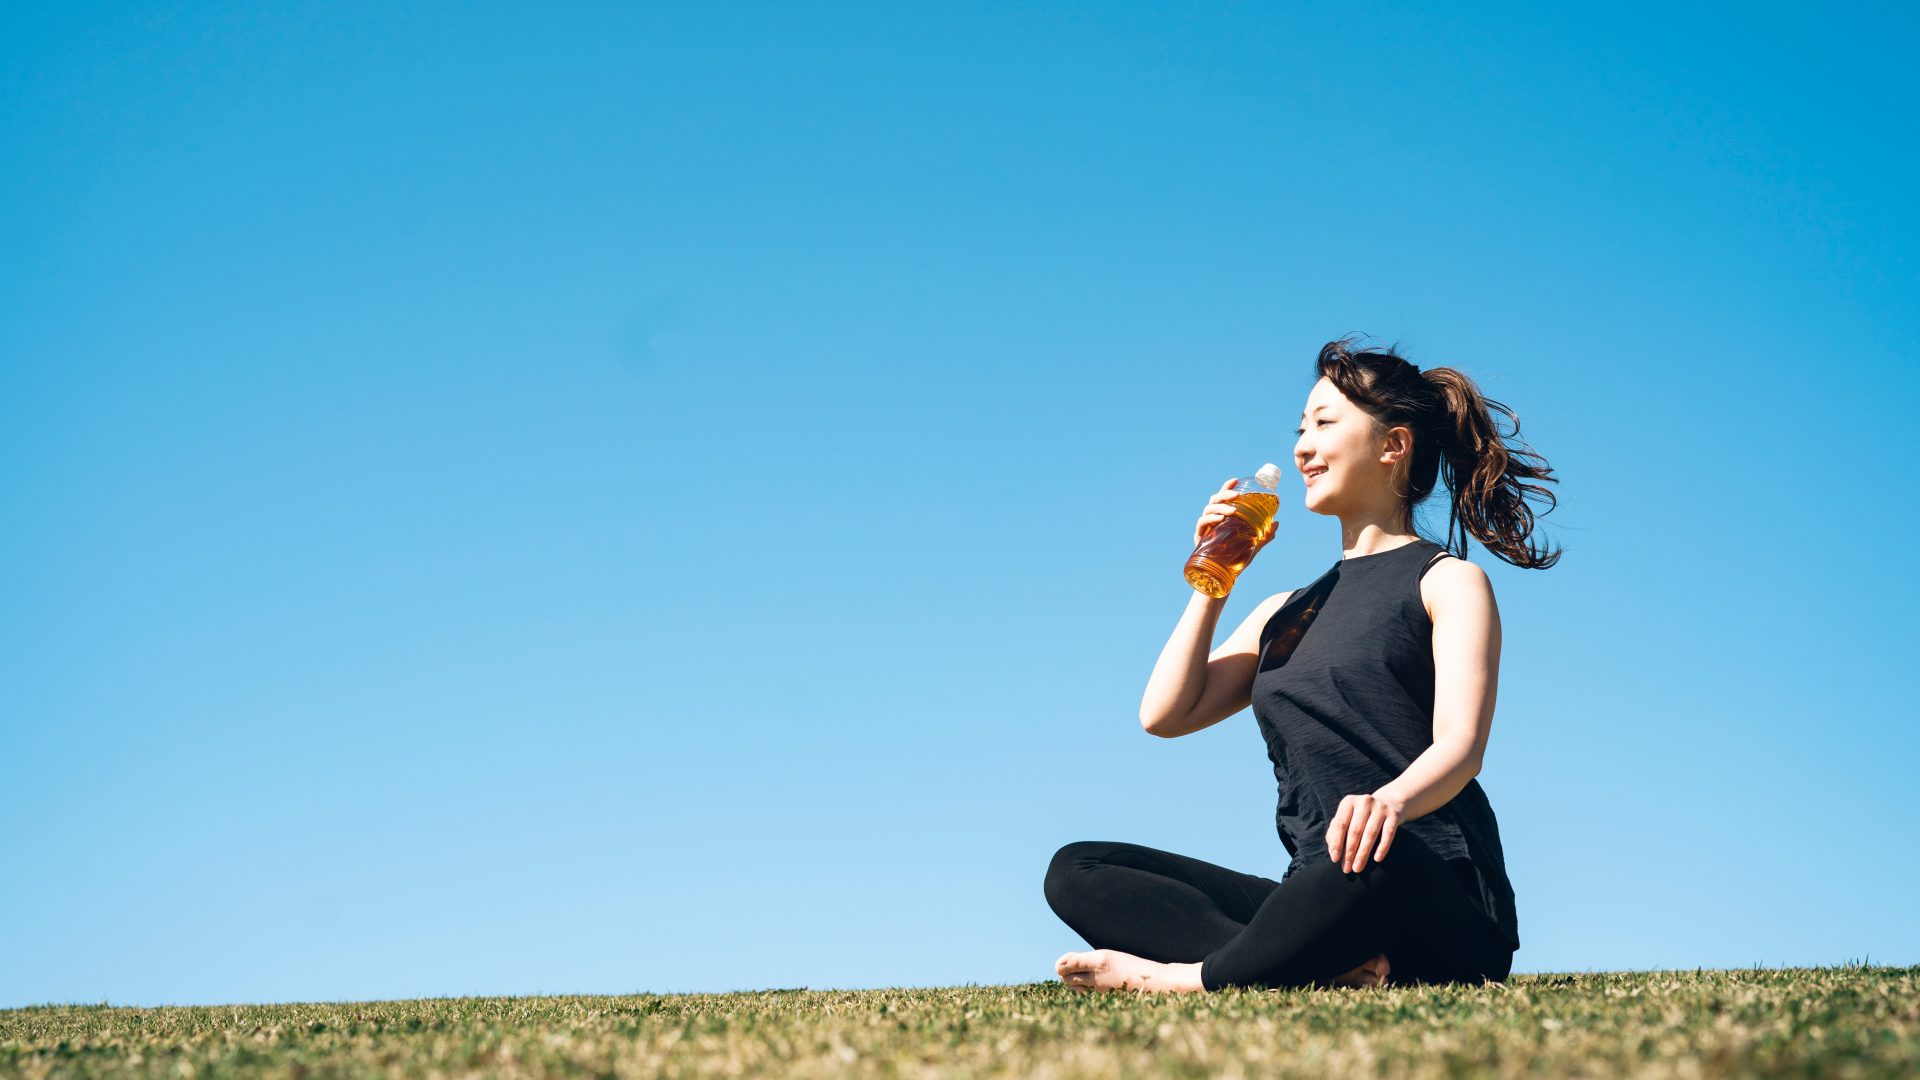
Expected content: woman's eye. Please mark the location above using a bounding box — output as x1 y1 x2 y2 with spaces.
1292 428 1304 436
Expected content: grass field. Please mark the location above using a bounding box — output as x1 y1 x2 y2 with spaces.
3 964 1913 1078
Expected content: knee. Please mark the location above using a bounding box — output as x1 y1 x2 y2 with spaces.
1043 841 1103 914
1293 840 1448 914
1487 949 1514 983
1292 846 1411 894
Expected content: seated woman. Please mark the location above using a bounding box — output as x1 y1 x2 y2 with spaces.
1044 336 1558 993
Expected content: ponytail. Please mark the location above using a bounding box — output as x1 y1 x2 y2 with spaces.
1314 335 1563 569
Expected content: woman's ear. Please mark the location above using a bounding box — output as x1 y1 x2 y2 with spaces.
1379 425 1415 464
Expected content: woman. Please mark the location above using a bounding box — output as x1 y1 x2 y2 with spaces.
1044 336 1561 994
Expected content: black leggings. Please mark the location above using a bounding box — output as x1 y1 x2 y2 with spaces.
1044 835 1513 991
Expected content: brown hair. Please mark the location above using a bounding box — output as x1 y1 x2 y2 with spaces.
1314 334 1563 569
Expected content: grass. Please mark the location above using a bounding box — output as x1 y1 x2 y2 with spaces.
2 964 1914 1078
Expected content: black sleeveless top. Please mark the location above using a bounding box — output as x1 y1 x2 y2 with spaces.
1253 537 1520 951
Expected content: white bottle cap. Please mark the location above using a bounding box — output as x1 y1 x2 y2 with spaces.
1255 462 1284 489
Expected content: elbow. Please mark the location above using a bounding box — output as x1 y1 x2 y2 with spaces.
1139 713 1176 739
1441 737 1483 776
1443 730 1482 772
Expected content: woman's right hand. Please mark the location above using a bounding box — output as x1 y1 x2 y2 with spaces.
1192 477 1278 551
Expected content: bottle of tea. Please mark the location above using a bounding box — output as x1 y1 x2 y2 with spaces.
1184 463 1283 598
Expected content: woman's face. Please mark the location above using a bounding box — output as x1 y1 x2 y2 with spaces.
1292 376 1400 515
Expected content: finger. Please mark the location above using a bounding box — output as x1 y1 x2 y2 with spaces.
1343 802 1374 873
1329 797 1355 861
1326 798 1352 861
1352 806 1383 873
1372 815 1399 864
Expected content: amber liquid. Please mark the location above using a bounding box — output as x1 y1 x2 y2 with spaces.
1184 490 1279 598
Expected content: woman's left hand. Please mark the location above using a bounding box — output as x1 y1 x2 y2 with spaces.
1327 792 1406 873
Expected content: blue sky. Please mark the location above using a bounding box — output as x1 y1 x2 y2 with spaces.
3 2 1916 1008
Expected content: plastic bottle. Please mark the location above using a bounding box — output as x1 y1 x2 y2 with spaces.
1183 463 1284 598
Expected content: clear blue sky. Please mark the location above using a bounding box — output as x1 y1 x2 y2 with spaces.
4 2 1916 1009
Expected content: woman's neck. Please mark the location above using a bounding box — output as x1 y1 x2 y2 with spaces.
1338 519 1419 560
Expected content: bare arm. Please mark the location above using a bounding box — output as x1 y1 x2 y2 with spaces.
1140 588 1293 738
1141 477 1287 738
1373 557 1501 821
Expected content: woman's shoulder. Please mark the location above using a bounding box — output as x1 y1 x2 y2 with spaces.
1251 587 1298 621
1419 549 1493 622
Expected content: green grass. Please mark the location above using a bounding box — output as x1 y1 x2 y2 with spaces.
3 965 1914 1078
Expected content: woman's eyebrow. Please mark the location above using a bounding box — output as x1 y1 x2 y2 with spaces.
1298 405 1331 421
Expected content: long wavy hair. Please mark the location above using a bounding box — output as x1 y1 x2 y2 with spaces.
1314 334 1563 569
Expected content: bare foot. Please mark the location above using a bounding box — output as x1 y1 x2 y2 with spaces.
1054 949 1200 994
1328 952 1392 989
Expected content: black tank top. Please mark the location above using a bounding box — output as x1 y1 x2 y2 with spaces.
1253 537 1521 951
